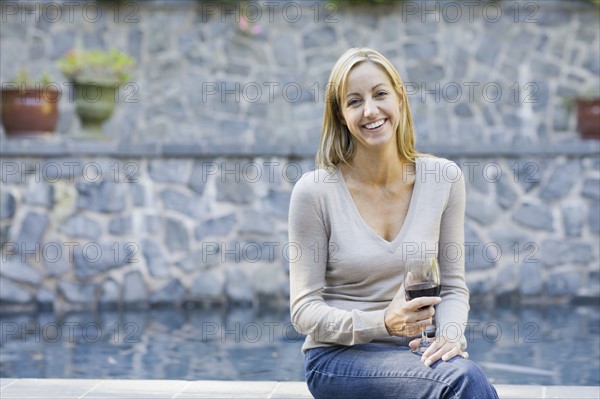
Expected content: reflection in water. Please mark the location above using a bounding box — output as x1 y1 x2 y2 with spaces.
0 303 598 385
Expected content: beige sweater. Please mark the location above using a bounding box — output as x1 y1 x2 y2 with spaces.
289 157 470 354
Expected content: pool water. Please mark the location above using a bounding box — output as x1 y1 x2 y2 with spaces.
1 303 598 385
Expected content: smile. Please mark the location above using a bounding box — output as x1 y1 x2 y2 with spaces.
364 119 386 130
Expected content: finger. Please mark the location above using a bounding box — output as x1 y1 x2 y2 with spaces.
406 296 441 311
408 338 420 350
441 347 461 362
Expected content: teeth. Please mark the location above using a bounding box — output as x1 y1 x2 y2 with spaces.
365 120 384 129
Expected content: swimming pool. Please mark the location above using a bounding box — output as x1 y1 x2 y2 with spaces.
1 303 598 385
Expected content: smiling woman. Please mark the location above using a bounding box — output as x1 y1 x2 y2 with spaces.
289 48 500 399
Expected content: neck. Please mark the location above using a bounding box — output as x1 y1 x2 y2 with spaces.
343 145 413 187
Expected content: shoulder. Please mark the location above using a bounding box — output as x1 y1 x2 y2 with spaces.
417 156 464 185
292 168 340 197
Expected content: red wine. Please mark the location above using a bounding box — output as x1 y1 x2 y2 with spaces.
405 282 441 300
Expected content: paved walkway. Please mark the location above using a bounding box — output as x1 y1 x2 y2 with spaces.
1 379 599 398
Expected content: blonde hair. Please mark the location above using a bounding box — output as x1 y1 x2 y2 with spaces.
316 48 421 169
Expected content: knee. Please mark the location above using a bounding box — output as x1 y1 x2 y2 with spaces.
449 359 498 399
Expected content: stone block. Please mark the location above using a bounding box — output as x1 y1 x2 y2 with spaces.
540 238 594 267
464 224 495 270
165 217 189 252
512 203 554 231
0 191 16 219
406 64 444 83
547 270 581 296
189 161 210 195
562 202 585 237
265 189 292 220
404 41 437 61
252 264 283 297
73 242 134 278
142 239 170 278
99 279 120 307
273 32 298 67
0 257 41 286
495 264 517 296
58 281 97 305
519 262 543 296
160 189 197 218
466 196 499 226
43 241 72 276
36 288 54 309
108 216 132 236
466 274 493 296
0 278 33 303
590 201 600 234
14 212 49 252
191 270 225 299
239 210 273 236
150 279 186 305
303 26 336 48
582 178 600 200
123 271 148 307
454 103 473 118
216 174 254 205
149 159 191 184
496 177 518 209
553 106 570 131
24 180 54 209
475 34 501 67
143 215 161 234
60 214 102 240
77 181 127 213
513 160 543 192
130 184 145 207
583 51 600 75
539 160 582 200
225 268 255 304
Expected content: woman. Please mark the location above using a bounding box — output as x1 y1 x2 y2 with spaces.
288 48 499 399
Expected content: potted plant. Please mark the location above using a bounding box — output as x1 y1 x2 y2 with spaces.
1 69 60 138
576 96 600 140
56 47 135 138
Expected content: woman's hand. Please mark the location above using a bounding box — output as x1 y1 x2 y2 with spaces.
410 335 469 367
384 285 441 337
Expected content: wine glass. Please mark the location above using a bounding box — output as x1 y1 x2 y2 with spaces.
404 257 441 353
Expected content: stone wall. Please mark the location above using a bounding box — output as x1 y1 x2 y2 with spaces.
1 0 599 310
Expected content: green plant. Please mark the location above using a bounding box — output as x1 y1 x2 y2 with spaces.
56 48 135 85
7 69 53 88
562 88 600 110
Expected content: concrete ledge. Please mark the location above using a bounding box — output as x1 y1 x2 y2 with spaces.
1 379 599 399
1 137 599 158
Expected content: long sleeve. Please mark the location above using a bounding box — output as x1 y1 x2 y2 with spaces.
435 164 470 350
288 172 390 349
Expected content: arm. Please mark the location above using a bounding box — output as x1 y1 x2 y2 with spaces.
288 173 390 346
418 164 470 365
436 165 469 346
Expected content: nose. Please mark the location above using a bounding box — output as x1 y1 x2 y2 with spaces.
363 99 378 118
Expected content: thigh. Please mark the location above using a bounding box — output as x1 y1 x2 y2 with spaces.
305 343 494 399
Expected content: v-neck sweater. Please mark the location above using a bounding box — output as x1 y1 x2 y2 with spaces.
289 157 470 354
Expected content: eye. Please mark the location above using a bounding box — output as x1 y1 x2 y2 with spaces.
375 90 388 97
346 98 360 107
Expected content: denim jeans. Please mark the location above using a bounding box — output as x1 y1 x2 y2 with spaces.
305 343 499 399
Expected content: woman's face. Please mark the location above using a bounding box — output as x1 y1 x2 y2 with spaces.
340 62 402 151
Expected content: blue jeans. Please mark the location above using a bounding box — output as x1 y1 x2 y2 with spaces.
305 343 499 399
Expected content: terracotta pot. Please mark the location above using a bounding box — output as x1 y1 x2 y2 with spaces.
576 98 600 140
1 86 60 138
